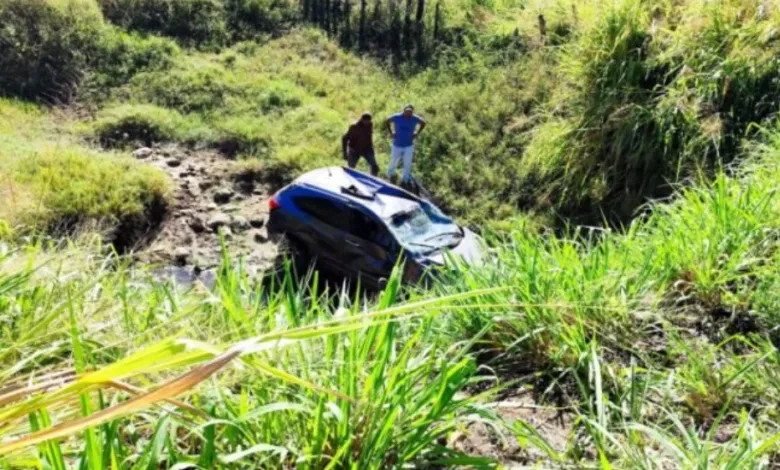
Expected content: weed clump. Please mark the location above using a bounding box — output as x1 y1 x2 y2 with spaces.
92 104 187 147
98 0 230 48
0 0 104 102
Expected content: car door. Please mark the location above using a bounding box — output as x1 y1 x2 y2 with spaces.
342 205 399 287
291 195 354 275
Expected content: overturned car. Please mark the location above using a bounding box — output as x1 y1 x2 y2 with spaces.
267 167 484 289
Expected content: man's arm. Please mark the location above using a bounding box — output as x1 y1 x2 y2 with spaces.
342 126 352 157
414 117 427 139
385 117 394 138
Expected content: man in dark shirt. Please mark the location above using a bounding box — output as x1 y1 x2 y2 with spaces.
342 112 379 176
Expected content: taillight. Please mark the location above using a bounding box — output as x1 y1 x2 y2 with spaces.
268 195 280 211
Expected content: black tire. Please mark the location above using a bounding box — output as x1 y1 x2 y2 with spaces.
275 235 311 281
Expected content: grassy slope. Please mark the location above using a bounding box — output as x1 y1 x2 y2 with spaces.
1 127 779 468
1 0 779 467
0 99 170 241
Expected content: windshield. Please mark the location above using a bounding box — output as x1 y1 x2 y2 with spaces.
387 201 462 255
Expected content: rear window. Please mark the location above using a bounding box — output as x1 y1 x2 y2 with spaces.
294 196 350 231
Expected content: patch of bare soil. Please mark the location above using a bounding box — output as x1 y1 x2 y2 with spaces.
130 144 278 277
451 390 574 468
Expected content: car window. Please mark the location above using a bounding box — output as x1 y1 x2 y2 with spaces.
349 209 395 249
387 201 461 255
294 196 351 231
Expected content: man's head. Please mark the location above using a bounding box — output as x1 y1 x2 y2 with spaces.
359 112 372 126
402 104 414 118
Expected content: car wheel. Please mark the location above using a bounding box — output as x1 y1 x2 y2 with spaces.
276 235 311 279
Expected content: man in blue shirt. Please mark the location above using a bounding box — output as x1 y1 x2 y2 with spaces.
385 104 426 184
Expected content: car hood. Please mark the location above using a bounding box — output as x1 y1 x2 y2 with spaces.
425 228 484 267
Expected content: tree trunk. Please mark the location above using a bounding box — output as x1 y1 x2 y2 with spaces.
403 0 413 59
324 0 331 33
372 0 384 50
359 0 367 50
332 0 341 37
342 0 353 47
433 0 441 43
389 0 402 64
415 0 425 63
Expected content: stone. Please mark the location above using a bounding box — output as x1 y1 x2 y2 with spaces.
231 216 250 232
254 232 268 243
214 187 234 204
199 180 215 191
132 147 153 159
188 216 206 233
166 158 182 168
207 203 218 210
218 226 233 240
173 247 190 266
207 213 231 231
249 216 265 228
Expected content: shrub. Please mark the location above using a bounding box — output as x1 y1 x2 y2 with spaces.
0 0 104 102
224 0 298 41
86 27 180 92
212 117 274 157
92 104 186 147
130 66 235 114
0 99 171 241
10 147 170 236
98 0 229 48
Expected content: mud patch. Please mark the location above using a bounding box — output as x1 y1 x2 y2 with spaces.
131 145 278 275
451 390 574 467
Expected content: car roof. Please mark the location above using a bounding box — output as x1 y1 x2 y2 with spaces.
292 167 424 220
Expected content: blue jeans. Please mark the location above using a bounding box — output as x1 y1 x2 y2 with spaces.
387 145 414 182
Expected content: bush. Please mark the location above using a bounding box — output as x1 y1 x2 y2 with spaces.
130 66 235 114
0 99 170 242
92 104 187 147
10 148 170 235
98 0 229 48
86 27 180 92
225 0 298 41
0 0 104 102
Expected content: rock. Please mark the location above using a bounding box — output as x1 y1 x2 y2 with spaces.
132 147 153 159
254 232 268 243
231 216 250 232
249 216 265 228
214 187 234 204
166 158 182 168
173 247 190 266
188 216 206 233
207 213 231 232
218 226 233 240
223 205 240 213
207 203 218 210
252 188 265 196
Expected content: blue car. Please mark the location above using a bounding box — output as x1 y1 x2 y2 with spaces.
267 167 484 289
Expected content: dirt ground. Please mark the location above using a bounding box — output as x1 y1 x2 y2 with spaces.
131 145 278 279
451 388 574 468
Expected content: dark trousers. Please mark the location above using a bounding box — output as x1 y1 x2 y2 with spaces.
347 148 379 176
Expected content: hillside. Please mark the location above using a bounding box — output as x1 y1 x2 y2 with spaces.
1 0 780 468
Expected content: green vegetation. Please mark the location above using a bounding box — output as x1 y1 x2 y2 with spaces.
0 99 170 242
1 0 780 467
